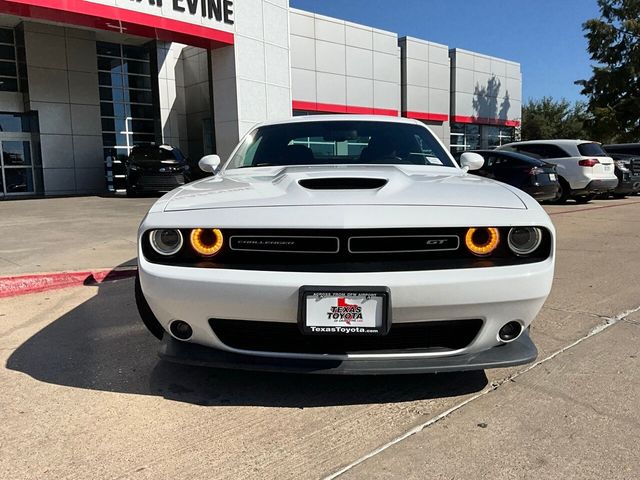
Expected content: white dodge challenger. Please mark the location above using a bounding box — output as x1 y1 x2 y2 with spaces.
136 115 555 374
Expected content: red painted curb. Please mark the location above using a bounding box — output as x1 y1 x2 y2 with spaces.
0 267 138 299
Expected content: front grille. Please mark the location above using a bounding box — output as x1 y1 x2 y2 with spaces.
631 159 640 176
142 227 553 271
348 235 459 253
210 318 483 354
230 235 339 253
139 174 184 188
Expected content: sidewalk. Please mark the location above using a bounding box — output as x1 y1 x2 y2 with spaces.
340 312 640 480
0 196 154 276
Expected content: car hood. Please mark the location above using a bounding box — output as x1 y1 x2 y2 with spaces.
162 165 527 212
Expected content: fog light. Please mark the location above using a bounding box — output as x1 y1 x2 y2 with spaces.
170 320 193 340
498 321 523 342
465 227 500 256
508 227 542 256
150 229 183 256
190 228 224 257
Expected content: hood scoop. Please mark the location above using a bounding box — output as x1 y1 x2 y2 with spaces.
298 177 388 190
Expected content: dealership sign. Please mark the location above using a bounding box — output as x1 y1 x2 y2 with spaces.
1 0 236 47
86 0 234 30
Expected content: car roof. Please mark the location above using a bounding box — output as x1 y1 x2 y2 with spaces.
471 149 546 165
604 143 640 148
502 139 600 147
254 115 423 128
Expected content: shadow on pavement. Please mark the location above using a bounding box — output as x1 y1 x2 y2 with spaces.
6 269 488 407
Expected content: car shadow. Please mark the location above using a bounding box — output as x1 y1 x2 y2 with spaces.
6 268 488 408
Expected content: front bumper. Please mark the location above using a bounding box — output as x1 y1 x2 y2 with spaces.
139 255 554 367
615 173 640 194
158 330 538 375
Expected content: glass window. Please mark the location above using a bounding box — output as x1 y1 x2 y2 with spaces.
0 78 18 92
129 104 155 119
0 113 30 132
498 127 515 145
123 60 151 76
96 42 121 57
0 28 18 93
578 142 607 157
1 141 31 166
97 41 158 192
0 61 17 77
123 45 150 61
486 126 501 149
126 75 152 90
4 168 33 193
97 56 123 73
516 144 570 159
0 28 14 45
227 121 455 170
127 89 153 104
0 44 15 61
130 145 179 162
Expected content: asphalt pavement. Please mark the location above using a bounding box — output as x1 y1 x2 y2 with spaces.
1 196 639 479
0 195 155 275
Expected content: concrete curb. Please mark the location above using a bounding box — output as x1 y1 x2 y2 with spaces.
0 267 138 299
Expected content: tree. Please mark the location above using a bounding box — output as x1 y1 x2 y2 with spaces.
521 97 589 141
577 0 640 143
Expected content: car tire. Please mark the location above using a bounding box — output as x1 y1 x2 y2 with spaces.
135 274 165 340
574 193 596 204
126 186 138 197
550 177 571 204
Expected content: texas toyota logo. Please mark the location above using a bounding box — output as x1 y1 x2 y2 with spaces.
327 298 363 325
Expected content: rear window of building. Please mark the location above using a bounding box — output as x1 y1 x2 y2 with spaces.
577 142 607 157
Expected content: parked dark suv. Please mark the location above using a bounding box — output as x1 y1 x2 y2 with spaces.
603 151 640 198
126 144 196 196
467 150 560 202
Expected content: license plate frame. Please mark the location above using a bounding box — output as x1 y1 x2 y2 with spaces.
298 286 392 336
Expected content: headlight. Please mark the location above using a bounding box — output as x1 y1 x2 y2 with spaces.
507 227 542 256
465 227 500 256
615 161 629 172
190 228 224 257
149 229 183 256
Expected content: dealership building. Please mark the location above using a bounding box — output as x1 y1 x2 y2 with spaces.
0 0 522 198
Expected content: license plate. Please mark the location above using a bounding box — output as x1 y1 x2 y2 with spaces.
604 165 612 171
549 173 557 181
298 286 391 336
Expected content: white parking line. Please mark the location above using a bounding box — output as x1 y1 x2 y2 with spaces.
324 304 640 480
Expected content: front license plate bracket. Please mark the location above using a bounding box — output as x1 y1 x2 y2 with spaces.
298 286 392 336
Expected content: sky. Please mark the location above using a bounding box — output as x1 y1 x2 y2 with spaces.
289 0 602 104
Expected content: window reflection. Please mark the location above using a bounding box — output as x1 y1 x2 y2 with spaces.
97 41 157 192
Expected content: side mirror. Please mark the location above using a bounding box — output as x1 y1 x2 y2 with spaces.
460 152 485 172
198 154 221 173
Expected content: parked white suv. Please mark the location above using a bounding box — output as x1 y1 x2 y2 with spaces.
498 140 618 203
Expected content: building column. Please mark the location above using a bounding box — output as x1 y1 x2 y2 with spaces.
22 22 104 195
209 0 293 161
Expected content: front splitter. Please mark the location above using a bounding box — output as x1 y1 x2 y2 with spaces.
158 332 537 375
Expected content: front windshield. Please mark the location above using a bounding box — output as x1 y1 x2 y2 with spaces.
225 121 456 170
130 146 180 163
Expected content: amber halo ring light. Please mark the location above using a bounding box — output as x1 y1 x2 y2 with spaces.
190 228 224 257
465 227 500 256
